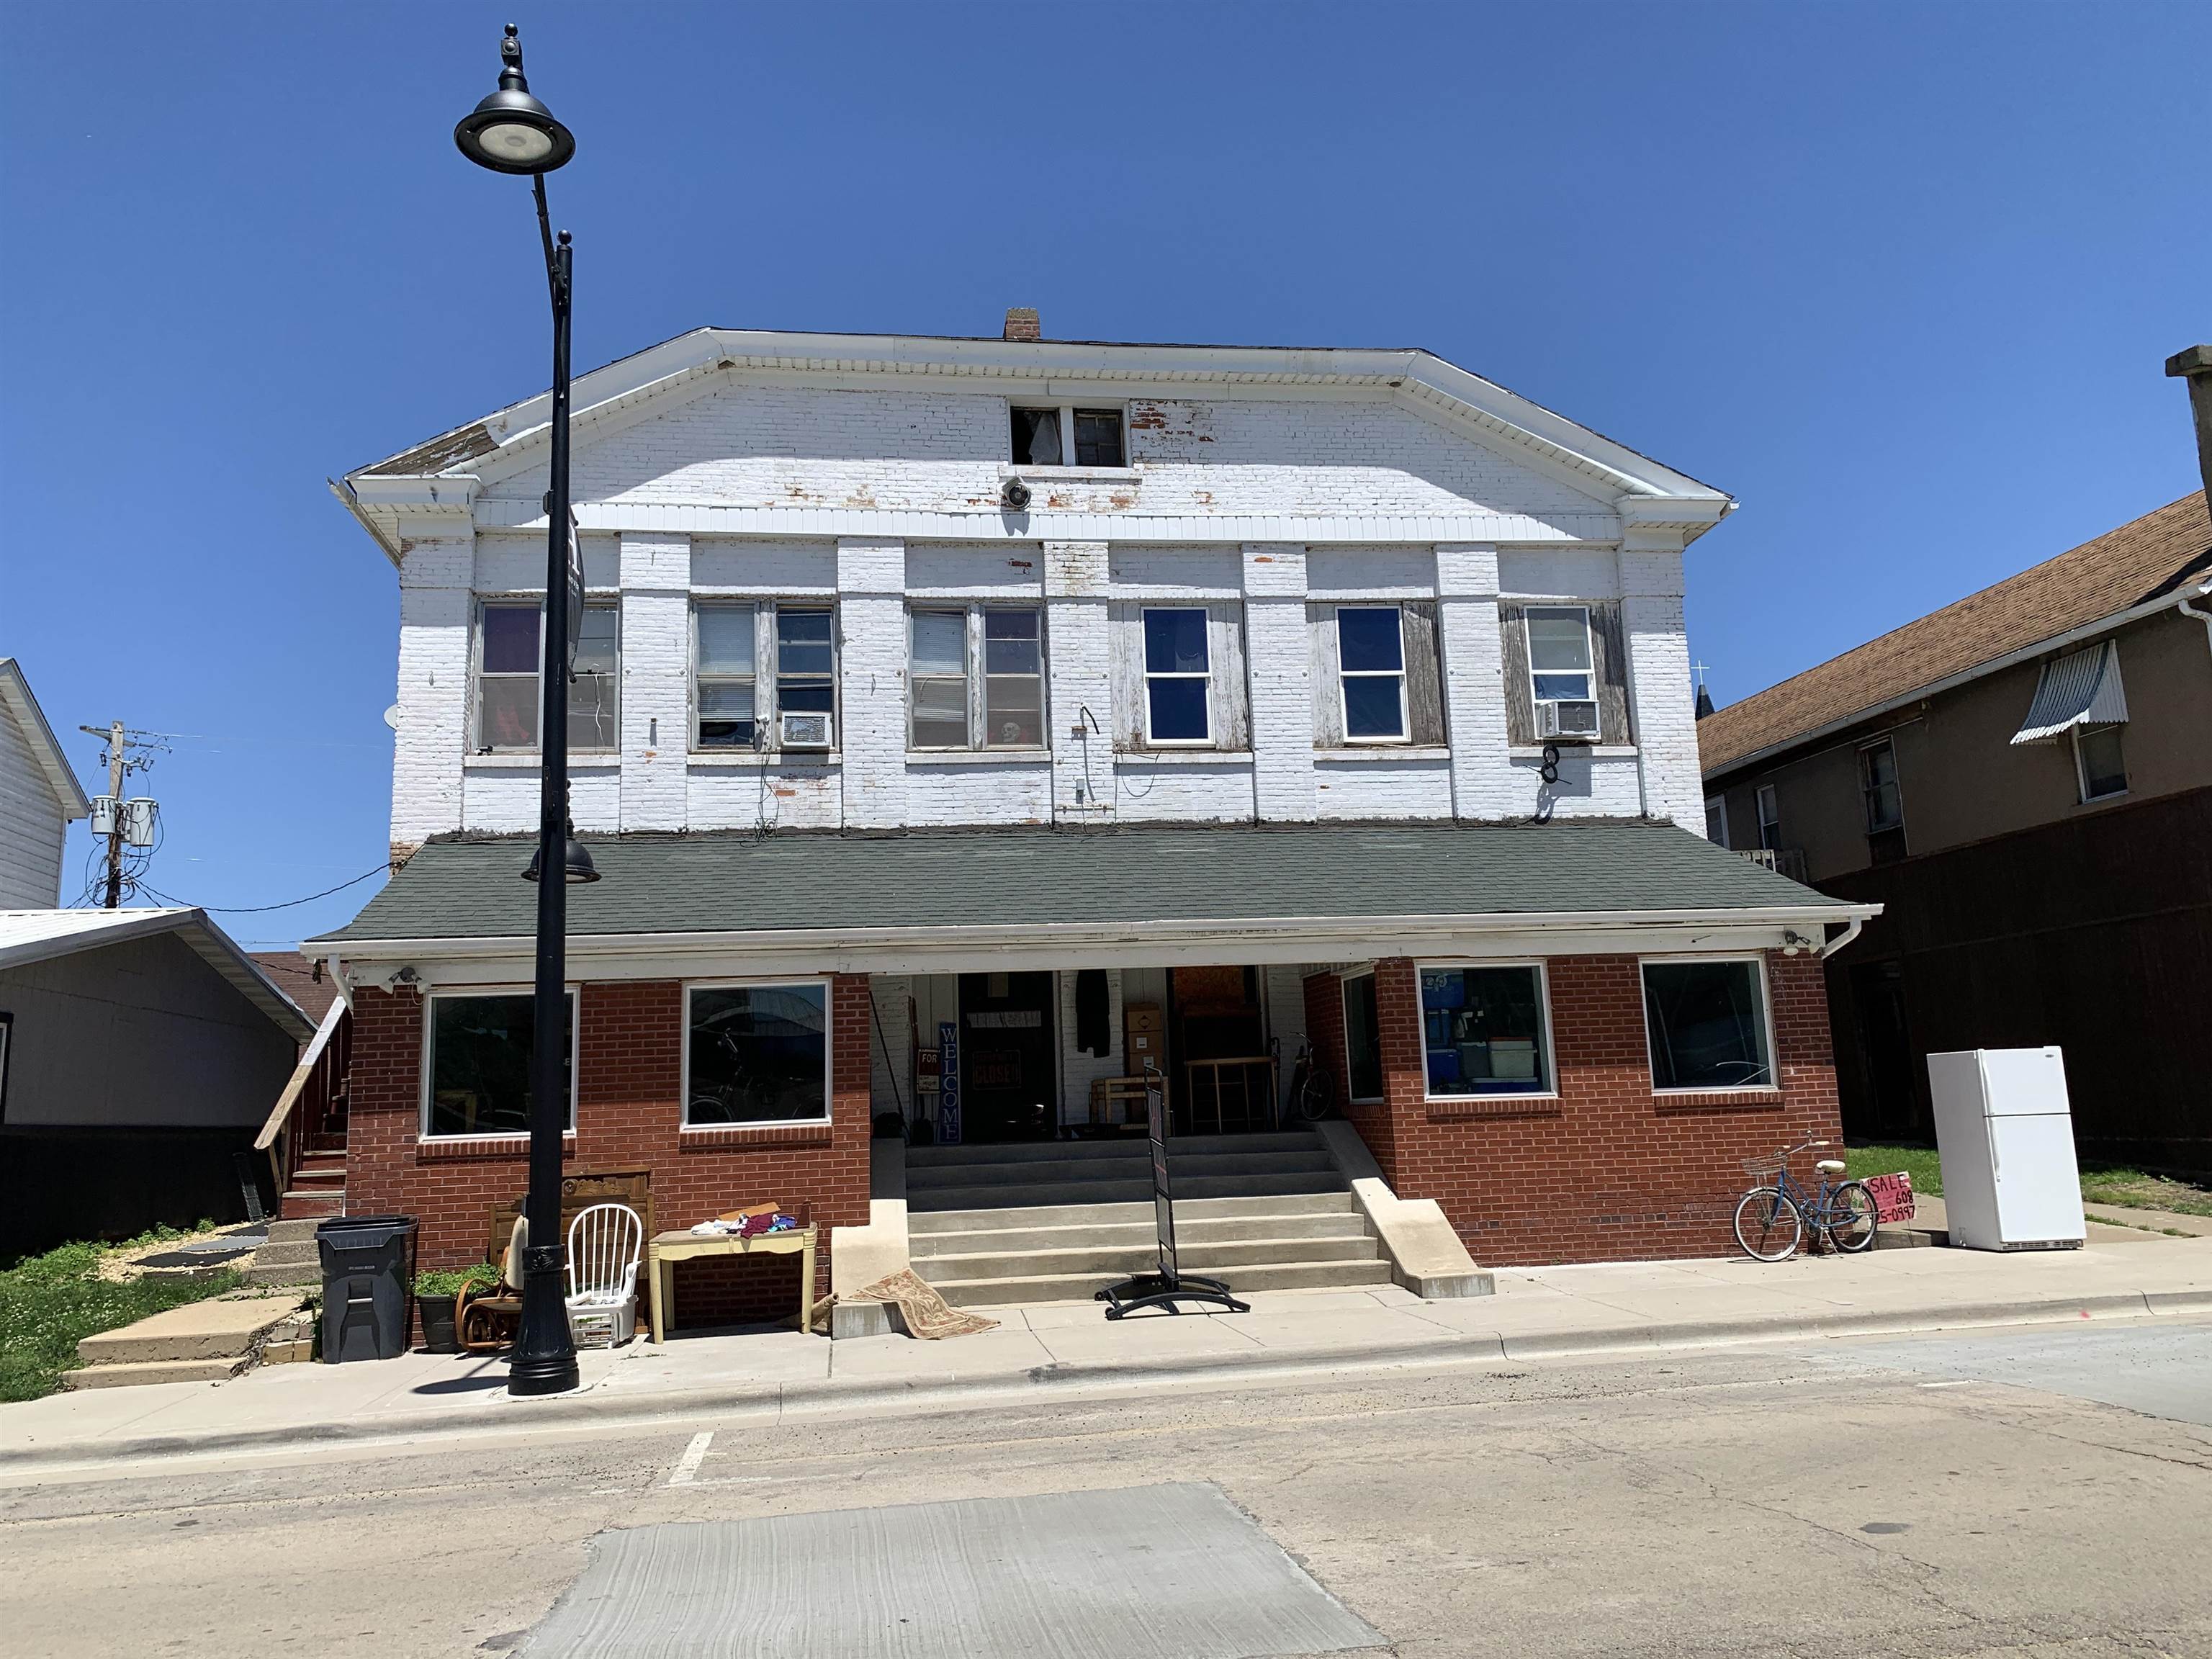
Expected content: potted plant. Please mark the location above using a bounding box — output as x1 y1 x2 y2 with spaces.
415 1264 496 1354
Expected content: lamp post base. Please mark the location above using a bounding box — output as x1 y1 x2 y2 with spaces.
507 1244 580 1397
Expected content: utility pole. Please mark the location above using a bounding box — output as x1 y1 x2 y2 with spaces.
77 721 161 908
89 721 126 908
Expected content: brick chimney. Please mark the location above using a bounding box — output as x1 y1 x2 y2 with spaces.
1003 307 1040 343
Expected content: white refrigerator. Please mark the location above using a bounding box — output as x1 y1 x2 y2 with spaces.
1927 1048 2086 1251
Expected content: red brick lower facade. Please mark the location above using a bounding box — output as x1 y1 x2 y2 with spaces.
346 975 872 1328
1304 951 1841 1265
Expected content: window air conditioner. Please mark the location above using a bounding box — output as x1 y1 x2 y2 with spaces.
1537 701 1600 742
778 710 834 750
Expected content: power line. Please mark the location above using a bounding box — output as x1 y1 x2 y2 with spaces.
134 865 387 916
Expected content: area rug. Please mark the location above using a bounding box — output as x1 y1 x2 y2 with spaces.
855 1269 1000 1339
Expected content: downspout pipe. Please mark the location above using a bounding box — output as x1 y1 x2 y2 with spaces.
2164 345 2212 666
1817 914 1867 959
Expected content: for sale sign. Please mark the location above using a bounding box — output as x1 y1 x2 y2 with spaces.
1863 1171 1915 1223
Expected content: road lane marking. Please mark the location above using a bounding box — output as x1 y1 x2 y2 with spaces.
668 1431 714 1485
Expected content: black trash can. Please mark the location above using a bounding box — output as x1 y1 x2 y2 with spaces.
317 1215 418 1363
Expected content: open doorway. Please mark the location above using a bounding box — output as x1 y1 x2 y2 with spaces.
958 971 1058 1142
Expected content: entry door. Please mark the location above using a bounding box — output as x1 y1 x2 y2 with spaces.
1850 960 1921 1140
958 972 1058 1142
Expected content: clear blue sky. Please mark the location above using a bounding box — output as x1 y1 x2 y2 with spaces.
3 3 2205 948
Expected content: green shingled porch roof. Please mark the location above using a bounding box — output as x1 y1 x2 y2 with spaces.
315 821 1846 945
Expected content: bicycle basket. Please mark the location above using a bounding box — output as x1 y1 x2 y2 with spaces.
1741 1154 1789 1180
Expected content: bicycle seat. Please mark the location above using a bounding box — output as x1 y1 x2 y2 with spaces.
1815 1159 1846 1176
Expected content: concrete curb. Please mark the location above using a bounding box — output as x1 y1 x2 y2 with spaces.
6 1287 2208 1473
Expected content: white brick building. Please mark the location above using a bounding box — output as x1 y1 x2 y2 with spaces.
318 315 1866 1300
341 318 1730 856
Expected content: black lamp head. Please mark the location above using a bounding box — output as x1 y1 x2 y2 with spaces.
454 24 575 175
523 822 601 885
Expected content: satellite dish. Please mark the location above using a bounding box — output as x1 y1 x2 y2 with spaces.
383 704 402 731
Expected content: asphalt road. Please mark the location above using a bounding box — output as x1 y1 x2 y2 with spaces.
4 1318 2207 1658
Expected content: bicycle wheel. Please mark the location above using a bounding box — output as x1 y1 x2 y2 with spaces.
1294 1066 1336 1123
1827 1181 1878 1253
1734 1187 1802 1262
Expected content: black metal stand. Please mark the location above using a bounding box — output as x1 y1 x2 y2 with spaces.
1097 1065 1249 1320
1097 1271 1249 1320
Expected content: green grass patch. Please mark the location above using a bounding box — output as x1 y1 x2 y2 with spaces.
2077 1167 2212 1218
0 1242 243 1403
1845 1143 1944 1195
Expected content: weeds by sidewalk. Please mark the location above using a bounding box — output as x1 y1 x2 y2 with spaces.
0 1240 243 1402
1848 1143 2212 1222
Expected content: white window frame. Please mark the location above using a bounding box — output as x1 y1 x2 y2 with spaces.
1524 604 1597 730
691 599 760 752
1416 960 1557 1102
419 986 579 1141
1336 605 1409 745
1141 605 1213 747
1755 783 1782 851
1859 738 1905 833
1339 966 1385 1105
1009 400 1128 469
472 596 621 756
1704 796 1732 849
680 977 835 1130
2073 722 2128 804
773 603 838 738
907 603 1049 752
1638 955 1779 1096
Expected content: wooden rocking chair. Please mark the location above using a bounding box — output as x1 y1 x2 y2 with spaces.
455 1218 528 1354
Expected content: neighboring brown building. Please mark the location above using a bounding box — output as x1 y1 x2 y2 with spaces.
1699 491 2212 1170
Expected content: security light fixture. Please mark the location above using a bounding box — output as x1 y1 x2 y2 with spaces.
454 24 575 176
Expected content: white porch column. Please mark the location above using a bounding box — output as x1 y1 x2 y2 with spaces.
1435 542 1513 820
1244 543 1316 820
838 536 908 829
1045 541 1114 821
619 532 691 831
390 516 472 860
1619 515 1702 827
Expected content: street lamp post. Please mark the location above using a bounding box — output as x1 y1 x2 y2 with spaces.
455 23 595 1398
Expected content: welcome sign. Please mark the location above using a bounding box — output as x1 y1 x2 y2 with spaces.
937 1020 961 1146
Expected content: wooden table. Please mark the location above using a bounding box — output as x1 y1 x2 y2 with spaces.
1184 1055 1278 1134
647 1225 818 1341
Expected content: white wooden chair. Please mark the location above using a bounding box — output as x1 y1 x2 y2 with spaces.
565 1202 644 1348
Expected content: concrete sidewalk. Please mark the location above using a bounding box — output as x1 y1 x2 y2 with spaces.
6 1232 2206 1473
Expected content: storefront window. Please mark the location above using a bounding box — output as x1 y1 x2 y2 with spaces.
1419 966 1549 1095
424 992 574 1138
685 983 830 1125
1642 960 1774 1091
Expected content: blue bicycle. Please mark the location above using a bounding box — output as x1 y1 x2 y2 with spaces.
1734 1138 1877 1261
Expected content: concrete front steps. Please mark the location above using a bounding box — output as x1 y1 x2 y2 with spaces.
906 1130 1346 1215
63 1292 311 1390
912 1190 1392 1308
243 1216 327 1287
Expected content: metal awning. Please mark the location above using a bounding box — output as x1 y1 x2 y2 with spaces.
2010 640 2128 745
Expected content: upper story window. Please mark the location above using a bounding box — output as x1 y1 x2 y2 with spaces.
2075 723 2127 802
691 601 837 751
1011 403 1125 468
1704 796 1731 848
1755 783 1781 851
1336 606 1407 742
693 603 757 749
474 599 619 755
1524 605 1599 739
1861 739 1903 832
909 605 1047 751
1142 606 1213 745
